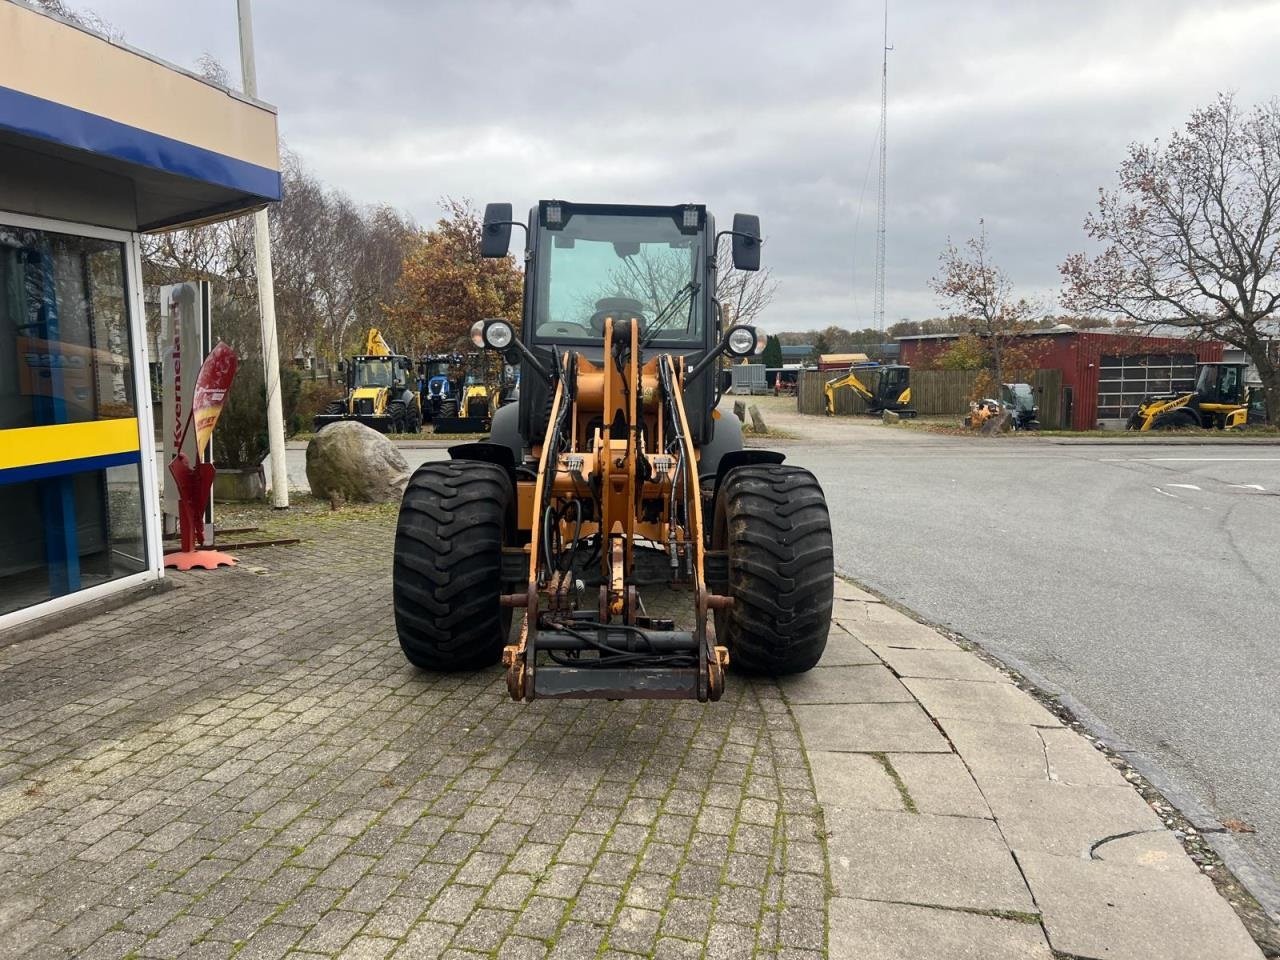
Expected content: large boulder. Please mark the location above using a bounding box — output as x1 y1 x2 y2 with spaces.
306 422 409 503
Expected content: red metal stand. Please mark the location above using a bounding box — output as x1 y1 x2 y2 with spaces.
163 452 236 570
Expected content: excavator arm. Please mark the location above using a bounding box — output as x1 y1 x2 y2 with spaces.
365 328 393 357
823 369 874 416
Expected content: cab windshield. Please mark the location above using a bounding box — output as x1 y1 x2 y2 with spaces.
1004 383 1036 412
354 359 394 388
534 213 702 344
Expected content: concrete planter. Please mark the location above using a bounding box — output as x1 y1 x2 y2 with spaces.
213 464 266 502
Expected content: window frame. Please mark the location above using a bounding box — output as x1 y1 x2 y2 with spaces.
0 209 164 632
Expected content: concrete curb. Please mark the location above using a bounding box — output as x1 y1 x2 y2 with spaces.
789 578 1273 960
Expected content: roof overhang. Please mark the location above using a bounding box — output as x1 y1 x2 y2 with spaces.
0 1 281 232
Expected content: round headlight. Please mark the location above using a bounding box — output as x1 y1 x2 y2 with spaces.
470 320 486 349
484 321 514 350
726 326 757 357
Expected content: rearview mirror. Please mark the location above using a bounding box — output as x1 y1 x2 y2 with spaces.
337 359 347 373
480 203 513 258
731 213 761 272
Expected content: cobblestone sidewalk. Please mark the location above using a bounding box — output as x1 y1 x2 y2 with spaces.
0 505 824 959
3 502 1275 960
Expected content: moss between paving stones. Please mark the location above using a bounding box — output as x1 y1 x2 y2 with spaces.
0 507 831 958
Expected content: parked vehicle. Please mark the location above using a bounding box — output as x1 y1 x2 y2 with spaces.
1127 362 1249 431
824 363 916 417
391 199 834 702
314 328 421 433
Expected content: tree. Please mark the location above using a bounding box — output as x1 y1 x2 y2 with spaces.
385 199 524 354
1062 94 1280 422
715 237 779 327
761 335 783 368
930 222 1044 396
809 332 831 363
141 149 415 363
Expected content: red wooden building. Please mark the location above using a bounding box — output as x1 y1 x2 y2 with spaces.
896 330 1224 430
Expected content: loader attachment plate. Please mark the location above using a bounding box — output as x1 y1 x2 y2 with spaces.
524 625 704 700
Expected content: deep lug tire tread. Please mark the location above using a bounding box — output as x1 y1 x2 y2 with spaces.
713 464 834 675
393 461 512 671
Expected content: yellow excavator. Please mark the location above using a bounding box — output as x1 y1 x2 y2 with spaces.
1127 362 1252 431
824 363 916 417
315 328 422 433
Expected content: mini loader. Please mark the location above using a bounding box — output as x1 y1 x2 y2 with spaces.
1127 361 1250 431
391 200 834 701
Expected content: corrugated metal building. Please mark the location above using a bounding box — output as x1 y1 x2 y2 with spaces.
897 329 1225 430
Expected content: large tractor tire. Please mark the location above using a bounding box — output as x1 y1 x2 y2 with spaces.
323 400 345 415
1152 408 1200 430
713 464 833 675
387 400 407 434
393 461 513 671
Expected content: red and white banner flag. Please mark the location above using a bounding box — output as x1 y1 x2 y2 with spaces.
191 341 238 460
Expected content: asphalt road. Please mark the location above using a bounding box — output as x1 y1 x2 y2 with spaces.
793 425 1280 902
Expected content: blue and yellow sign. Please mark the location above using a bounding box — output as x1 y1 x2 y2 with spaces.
0 418 141 485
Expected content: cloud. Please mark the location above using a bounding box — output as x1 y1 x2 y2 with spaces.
85 0 1280 331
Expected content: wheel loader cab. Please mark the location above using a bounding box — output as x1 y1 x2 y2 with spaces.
388 198 834 704
1195 362 1244 406
481 201 759 453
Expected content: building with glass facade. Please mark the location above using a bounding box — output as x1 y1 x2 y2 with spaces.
0 1 281 628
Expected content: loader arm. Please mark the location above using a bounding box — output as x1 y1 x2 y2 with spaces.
501 317 727 702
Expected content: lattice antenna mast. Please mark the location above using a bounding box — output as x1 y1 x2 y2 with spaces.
873 1 891 331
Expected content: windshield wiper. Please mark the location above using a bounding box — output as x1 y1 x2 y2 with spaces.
640 245 701 350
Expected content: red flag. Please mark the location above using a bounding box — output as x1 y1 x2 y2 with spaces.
192 342 238 460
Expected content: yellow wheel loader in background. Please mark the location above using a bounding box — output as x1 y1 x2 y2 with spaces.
1127 362 1251 431
429 352 499 434
391 200 834 701
824 362 916 417
315 328 422 434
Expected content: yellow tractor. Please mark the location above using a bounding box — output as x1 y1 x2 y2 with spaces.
824 362 915 417
315 328 422 434
421 351 501 434
1127 362 1250 431
391 200 834 701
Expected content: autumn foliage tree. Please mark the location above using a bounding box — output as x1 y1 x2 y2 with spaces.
1062 94 1280 422
385 199 524 355
930 223 1045 398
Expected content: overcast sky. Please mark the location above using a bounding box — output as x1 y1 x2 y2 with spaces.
78 0 1280 333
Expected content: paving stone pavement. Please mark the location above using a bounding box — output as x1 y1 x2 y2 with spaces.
0 505 825 959
1 503 1274 960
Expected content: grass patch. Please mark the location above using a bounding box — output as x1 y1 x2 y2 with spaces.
742 426 799 441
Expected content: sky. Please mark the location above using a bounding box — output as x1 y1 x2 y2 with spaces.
71 0 1280 333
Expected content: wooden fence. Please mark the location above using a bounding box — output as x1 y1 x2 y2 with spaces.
797 368 1063 428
